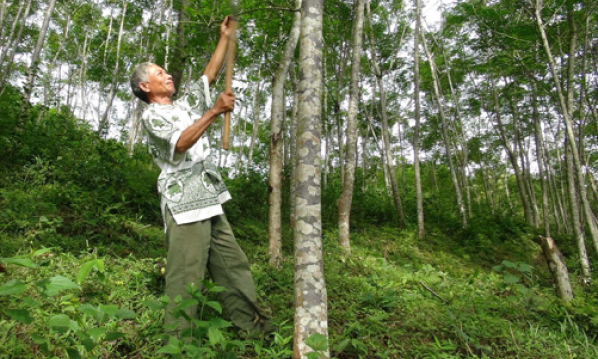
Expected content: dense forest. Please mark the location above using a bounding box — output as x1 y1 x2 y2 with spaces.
1 0 597 358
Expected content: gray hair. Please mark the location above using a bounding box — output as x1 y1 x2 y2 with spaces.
130 62 153 103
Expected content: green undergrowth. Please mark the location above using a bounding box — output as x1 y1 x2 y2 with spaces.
2 222 598 359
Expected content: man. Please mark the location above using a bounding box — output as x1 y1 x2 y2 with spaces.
129 16 269 337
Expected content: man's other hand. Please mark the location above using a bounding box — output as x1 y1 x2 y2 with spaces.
221 15 236 39
213 91 235 115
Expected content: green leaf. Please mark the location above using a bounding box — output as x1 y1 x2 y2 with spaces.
504 273 520 284
31 333 47 345
501 260 517 269
334 338 351 353
1 257 36 268
49 314 80 332
105 332 126 341
208 317 232 329
87 327 107 342
66 347 81 359
6 309 34 324
39 276 80 296
208 327 224 346
157 344 181 355
205 301 222 314
32 247 54 256
305 332 328 352
98 304 118 317
21 297 42 308
79 304 101 320
0 280 27 296
177 299 198 310
115 308 136 320
81 338 96 352
517 263 532 273
142 299 164 310
77 259 103 284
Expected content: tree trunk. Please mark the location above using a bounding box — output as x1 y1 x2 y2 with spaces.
246 80 262 172
536 236 573 302
412 0 425 238
0 0 32 95
99 0 127 137
421 34 467 228
0 0 26 72
268 0 302 267
338 0 364 252
293 0 329 357
290 61 299 228
170 0 189 95
366 12 406 228
565 140 592 284
491 82 533 225
531 83 551 237
535 0 598 256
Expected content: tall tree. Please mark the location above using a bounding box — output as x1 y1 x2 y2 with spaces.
293 0 329 357
24 0 57 103
268 0 302 267
338 0 364 252
412 0 425 238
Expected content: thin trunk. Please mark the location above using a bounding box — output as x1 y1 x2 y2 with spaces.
290 61 299 229
412 0 424 238
164 0 174 69
367 13 406 227
338 0 364 252
0 0 25 71
294 0 329 357
246 80 261 172
566 140 592 284
534 0 598 256
536 236 573 302
268 0 302 267
532 83 551 237
491 83 533 224
99 0 127 137
0 0 32 94
128 100 146 155
422 34 467 228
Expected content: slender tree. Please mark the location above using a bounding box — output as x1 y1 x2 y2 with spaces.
268 0 302 267
412 0 424 238
338 0 364 252
293 0 329 357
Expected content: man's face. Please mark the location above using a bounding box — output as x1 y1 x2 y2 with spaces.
143 64 175 99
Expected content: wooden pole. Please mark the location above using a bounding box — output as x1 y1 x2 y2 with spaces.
222 16 237 150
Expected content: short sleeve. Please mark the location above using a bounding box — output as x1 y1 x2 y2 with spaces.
175 75 211 115
142 107 185 165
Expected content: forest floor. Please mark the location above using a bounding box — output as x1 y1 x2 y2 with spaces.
1 217 597 359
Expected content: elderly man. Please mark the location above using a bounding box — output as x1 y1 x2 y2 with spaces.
130 16 269 337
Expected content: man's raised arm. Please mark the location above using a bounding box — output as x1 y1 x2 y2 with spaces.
204 15 235 84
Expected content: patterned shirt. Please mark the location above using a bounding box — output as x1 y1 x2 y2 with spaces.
142 75 231 226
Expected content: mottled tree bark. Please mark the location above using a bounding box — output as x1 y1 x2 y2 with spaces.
536 236 573 302
338 0 364 252
268 0 302 267
293 0 329 357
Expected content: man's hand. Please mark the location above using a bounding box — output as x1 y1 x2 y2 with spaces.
221 15 236 39
212 90 235 115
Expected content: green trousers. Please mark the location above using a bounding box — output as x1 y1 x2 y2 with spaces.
164 209 268 335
